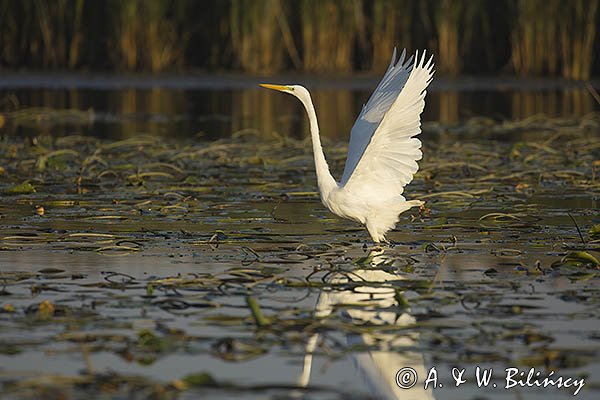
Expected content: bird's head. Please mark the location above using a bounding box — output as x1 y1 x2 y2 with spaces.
259 84 310 102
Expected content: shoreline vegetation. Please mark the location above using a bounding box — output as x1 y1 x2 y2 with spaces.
0 0 598 79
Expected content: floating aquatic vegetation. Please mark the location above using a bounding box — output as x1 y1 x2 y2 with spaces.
5 181 36 194
0 115 599 398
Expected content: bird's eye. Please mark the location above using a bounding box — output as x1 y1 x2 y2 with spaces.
290 87 294 91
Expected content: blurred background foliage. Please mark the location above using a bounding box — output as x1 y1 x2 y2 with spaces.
0 0 598 78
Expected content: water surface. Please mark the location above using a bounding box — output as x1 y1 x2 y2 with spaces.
1 74 597 139
0 76 599 400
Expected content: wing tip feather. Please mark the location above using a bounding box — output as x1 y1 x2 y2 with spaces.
389 47 397 68
398 48 406 66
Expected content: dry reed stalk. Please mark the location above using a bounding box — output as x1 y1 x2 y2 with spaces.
112 0 139 70
68 0 84 68
510 0 561 77
371 0 413 71
109 0 186 72
300 0 360 73
230 0 284 73
144 1 186 72
434 0 462 76
559 0 598 80
0 0 597 76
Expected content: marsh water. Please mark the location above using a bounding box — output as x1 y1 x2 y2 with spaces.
1 74 598 139
0 75 599 400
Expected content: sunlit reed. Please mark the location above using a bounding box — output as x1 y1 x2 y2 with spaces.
300 0 362 72
0 0 597 78
371 0 413 70
434 0 461 76
229 0 284 73
559 0 598 80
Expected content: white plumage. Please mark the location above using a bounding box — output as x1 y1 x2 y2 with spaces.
260 49 434 243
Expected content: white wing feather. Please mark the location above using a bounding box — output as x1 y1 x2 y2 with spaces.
341 51 434 200
341 48 414 184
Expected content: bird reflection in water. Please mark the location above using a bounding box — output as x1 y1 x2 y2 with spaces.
297 248 434 400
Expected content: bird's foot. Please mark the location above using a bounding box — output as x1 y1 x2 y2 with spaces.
364 241 386 253
418 201 430 218
366 246 387 261
370 239 394 253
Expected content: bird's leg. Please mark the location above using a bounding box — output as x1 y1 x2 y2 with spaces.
369 236 390 252
380 237 393 249
366 220 384 247
363 242 384 254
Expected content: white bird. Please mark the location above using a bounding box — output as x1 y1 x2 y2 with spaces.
297 251 435 399
260 49 434 243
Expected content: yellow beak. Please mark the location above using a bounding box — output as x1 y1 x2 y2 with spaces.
259 83 289 92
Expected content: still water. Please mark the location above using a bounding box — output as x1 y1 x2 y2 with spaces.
0 75 599 400
1 74 597 140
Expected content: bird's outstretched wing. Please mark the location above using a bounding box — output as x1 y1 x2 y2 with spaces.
341 50 434 200
340 48 414 184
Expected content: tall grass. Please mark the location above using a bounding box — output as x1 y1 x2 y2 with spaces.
229 0 287 73
0 0 598 78
433 0 462 76
509 0 561 76
0 0 85 68
509 0 598 79
371 0 414 70
109 0 187 72
558 0 598 80
300 0 362 73
111 0 139 70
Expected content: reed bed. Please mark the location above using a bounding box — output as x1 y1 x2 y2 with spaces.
300 0 362 72
109 0 188 72
508 0 600 80
371 0 413 70
433 0 462 76
229 0 284 73
0 0 598 78
559 0 599 80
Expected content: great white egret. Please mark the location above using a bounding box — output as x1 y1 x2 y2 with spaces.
260 49 434 243
298 251 434 399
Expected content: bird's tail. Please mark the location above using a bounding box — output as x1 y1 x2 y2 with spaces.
366 199 422 243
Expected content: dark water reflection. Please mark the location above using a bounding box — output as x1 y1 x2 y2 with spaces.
0 75 597 140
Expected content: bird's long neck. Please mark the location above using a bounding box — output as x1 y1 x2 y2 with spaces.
301 97 338 198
